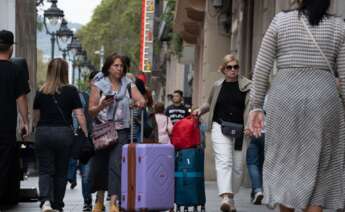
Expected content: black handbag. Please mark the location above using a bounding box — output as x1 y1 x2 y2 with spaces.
220 120 244 151
220 120 244 139
72 128 95 164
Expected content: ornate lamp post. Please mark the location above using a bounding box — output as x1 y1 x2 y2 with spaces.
75 49 88 84
56 19 74 59
43 0 64 59
67 36 82 84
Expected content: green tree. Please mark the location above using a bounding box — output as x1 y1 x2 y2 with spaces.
77 0 142 71
36 48 48 87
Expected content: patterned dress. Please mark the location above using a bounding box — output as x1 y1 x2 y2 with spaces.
251 11 345 210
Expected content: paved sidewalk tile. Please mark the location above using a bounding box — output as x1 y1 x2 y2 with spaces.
2 177 334 212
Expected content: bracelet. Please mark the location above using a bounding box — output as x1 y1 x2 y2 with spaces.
250 108 264 113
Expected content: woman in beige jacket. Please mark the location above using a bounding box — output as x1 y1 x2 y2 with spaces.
193 54 251 212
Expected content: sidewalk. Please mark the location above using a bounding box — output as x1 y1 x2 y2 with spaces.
3 177 278 212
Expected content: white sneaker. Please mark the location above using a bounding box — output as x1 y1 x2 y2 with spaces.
42 201 54 212
252 191 264 205
220 196 236 212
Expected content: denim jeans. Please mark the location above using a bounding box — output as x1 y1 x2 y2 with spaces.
67 159 77 184
246 134 265 194
35 126 73 210
79 162 92 204
66 159 92 204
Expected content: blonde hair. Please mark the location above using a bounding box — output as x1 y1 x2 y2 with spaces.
220 54 239 73
40 58 69 95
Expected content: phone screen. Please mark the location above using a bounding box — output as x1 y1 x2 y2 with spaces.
105 95 114 100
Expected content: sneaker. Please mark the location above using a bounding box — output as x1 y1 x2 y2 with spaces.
252 191 264 205
83 202 92 211
42 201 54 212
92 201 105 212
228 198 236 212
220 196 230 212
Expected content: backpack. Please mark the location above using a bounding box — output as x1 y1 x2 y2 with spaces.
171 116 200 149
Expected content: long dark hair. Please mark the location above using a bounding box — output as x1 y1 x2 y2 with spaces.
298 0 331 26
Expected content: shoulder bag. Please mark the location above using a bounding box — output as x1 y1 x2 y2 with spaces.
92 101 119 150
220 119 244 139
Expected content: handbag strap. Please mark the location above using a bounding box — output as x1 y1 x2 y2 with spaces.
52 95 75 133
301 18 334 73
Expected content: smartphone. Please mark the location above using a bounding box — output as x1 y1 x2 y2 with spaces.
105 95 114 100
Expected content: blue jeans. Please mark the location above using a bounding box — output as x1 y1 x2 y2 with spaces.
246 134 265 194
80 162 92 204
67 159 77 184
66 159 92 204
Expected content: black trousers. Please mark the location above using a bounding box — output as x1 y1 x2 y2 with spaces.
0 130 20 206
90 129 129 197
35 126 73 210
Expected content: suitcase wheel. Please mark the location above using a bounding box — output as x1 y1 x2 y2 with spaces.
201 205 206 212
183 207 189 212
193 206 198 212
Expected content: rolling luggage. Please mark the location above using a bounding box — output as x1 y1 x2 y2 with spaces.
175 148 206 212
121 109 175 211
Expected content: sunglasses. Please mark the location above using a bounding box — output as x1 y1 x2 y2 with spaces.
225 64 240 70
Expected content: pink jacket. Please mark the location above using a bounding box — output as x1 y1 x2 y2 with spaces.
155 113 173 144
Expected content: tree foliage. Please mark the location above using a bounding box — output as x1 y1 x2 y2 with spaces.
77 0 142 71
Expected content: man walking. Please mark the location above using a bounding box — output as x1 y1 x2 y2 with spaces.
165 90 189 124
0 30 30 207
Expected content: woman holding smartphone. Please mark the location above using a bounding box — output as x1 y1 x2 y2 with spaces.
88 53 145 212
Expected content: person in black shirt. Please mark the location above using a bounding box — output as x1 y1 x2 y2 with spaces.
193 54 252 212
0 30 30 207
165 90 190 124
33 58 88 212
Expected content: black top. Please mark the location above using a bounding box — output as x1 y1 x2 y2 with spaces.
0 60 30 131
165 104 190 124
34 85 82 127
213 81 247 125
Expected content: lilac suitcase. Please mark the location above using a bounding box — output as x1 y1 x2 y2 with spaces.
121 143 175 211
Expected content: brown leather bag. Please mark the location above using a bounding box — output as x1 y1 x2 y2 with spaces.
92 121 118 150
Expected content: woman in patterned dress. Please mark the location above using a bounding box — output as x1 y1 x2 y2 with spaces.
248 0 345 211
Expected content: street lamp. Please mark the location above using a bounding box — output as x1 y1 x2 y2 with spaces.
43 0 64 59
67 36 82 84
75 49 88 84
56 19 74 59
